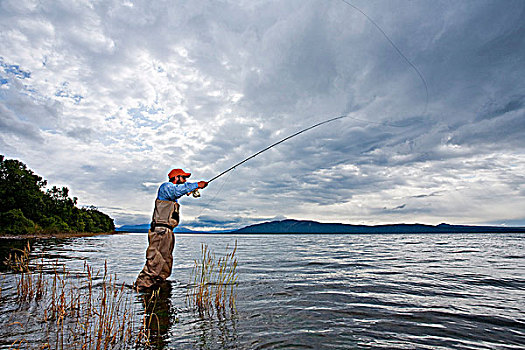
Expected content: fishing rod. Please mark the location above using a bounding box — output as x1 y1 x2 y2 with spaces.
188 115 348 198
207 115 347 184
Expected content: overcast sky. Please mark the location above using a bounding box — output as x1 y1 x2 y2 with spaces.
1 0 524 230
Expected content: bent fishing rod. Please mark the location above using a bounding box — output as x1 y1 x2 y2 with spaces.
207 115 347 184
186 114 402 198
187 115 347 198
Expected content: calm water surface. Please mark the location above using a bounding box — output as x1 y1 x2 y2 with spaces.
1 233 524 349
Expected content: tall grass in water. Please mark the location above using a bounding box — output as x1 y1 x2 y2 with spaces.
2 243 156 349
187 241 238 318
4 241 31 272
3 242 45 303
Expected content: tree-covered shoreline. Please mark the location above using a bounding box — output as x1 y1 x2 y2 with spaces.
0 155 115 235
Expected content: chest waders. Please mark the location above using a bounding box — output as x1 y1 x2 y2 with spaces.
135 199 180 290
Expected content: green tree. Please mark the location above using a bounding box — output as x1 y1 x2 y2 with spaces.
45 186 76 226
0 155 47 223
0 209 36 235
0 155 115 235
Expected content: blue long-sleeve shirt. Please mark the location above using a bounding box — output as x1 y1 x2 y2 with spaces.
157 182 199 202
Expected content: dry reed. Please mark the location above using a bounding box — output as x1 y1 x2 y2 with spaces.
4 241 31 273
2 243 154 349
187 241 238 318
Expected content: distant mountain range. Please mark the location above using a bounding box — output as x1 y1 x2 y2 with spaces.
234 219 525 233
117 219 525 234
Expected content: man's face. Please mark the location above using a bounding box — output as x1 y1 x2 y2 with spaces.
176 175 187 184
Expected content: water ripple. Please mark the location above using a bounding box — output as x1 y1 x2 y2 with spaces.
1 233 524 349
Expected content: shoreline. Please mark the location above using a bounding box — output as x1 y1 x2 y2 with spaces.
0 231 126 240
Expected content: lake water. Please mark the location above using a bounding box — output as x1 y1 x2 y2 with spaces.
1 233 524 349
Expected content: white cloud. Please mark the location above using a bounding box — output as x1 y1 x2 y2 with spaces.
1 0 524 228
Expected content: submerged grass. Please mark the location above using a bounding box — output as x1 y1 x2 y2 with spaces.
2 243 157 349
187 241 238 319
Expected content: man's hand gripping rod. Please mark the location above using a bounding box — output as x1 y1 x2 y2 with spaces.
187 180 209 198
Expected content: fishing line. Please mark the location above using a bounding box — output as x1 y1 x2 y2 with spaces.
344 114 405 128
339 0 429 116
196 167 235 218
198 1 425 213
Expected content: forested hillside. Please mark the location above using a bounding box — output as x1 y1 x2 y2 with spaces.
0 155 114 235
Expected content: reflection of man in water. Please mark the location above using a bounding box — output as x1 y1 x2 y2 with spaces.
141 279 239 349
135 168 207 291
141 281 173 348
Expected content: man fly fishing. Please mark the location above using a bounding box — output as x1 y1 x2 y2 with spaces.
135 168 208 291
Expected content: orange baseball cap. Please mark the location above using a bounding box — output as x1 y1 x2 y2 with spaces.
168 168 191 179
